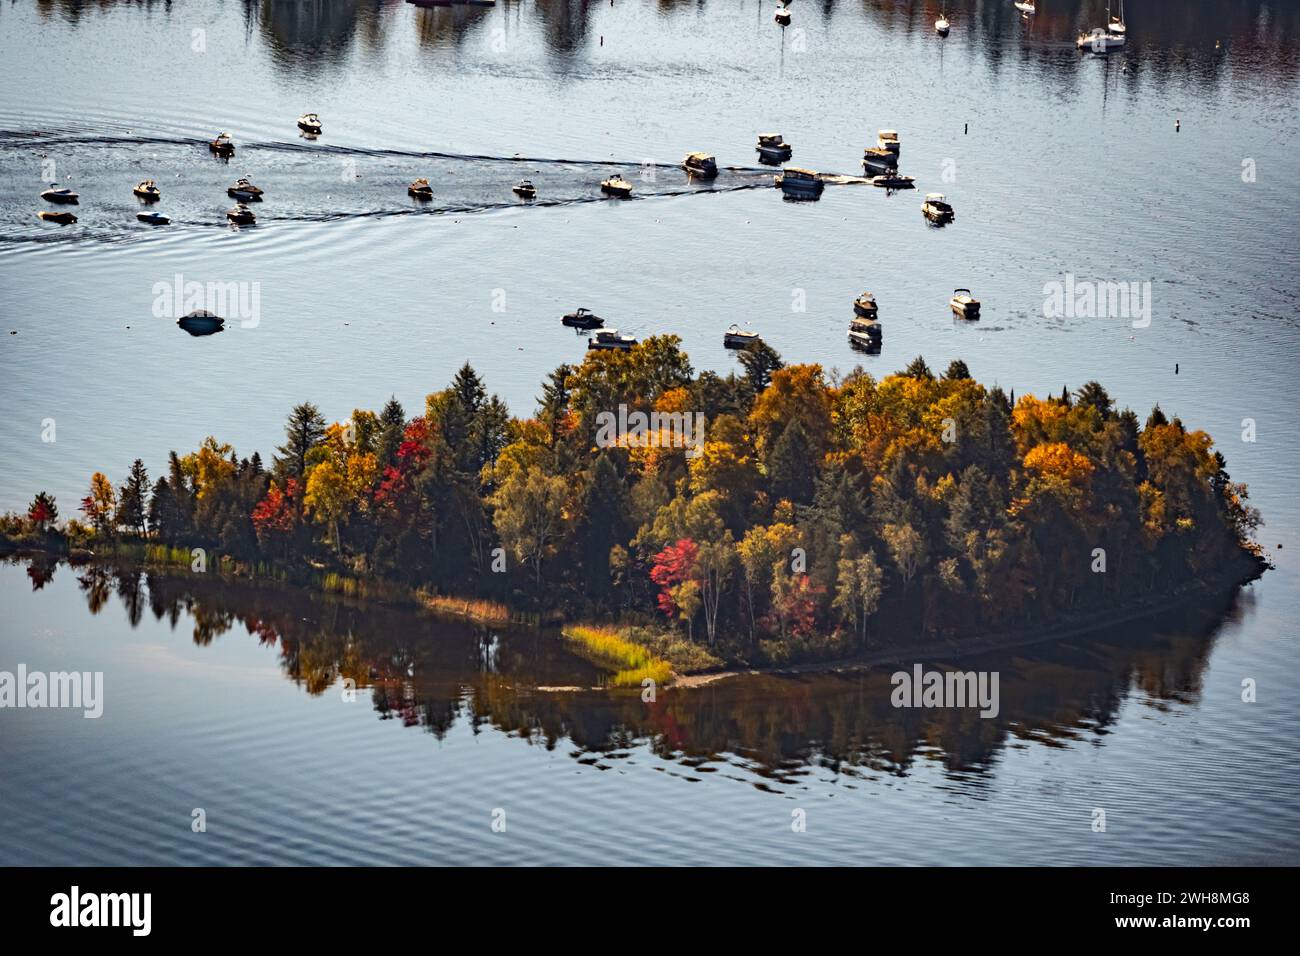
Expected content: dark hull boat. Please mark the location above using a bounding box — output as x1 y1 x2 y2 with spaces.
409 178 433 200
226 204 256 224
601 177 633 198
776 167 824 200
297 113 322 134
38 210 77 224
137 211 170 225
683 152 719 179
922 193 955 224
177 310 225 336
848 317 882 351
724 326 760 349
853 292 879 319
227 178 263 200
513 180 537 199
756 133 793 165
133 180 161 201
862 148 899 173
562 308 604 330
209 133 235 157
41 187 79 204
872 174 915 189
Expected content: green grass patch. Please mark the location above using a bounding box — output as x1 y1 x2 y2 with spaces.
562 625 674 688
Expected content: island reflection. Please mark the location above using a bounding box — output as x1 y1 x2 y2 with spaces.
25 556 1251 790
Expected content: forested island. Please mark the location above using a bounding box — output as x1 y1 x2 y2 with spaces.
2 338 1265 680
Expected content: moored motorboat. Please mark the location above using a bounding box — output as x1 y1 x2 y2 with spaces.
562 307 604 330
600 175 633 198
588 328 638 350
41 186 79 204
922 192 955 223
724 325 760 349
872 173 915 189
226 202 256 225
512 180 537 199
38 210 77 224
775 4 791 26
209 132 235 157
133 180 161 201
1014 1 1036 14
776 166 824 200
683 152 719 179
408 178 433 200
950 288 981 320
862 147 899 173
756 133 793 164
877 129 901 154
227 177 264 200
137 211 170 225
177 309 225 336
297 112 322 134
848 316 882 351
936 16 950 35
853 292 879 319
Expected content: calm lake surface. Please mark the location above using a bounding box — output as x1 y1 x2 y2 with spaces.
2 0 1299 865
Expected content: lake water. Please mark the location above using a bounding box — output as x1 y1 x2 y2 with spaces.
1 0 1299 865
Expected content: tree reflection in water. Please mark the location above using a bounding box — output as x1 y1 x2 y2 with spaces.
22 557 1254 791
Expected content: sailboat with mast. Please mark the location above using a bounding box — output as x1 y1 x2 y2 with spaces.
1077 1 1126 51
1109 0 1127 35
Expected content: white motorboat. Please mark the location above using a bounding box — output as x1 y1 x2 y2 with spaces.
922 193 955 223
950 288 981 320
724 325 760 349
589 329 638 351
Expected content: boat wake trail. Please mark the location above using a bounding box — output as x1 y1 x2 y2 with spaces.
0 129 781 247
